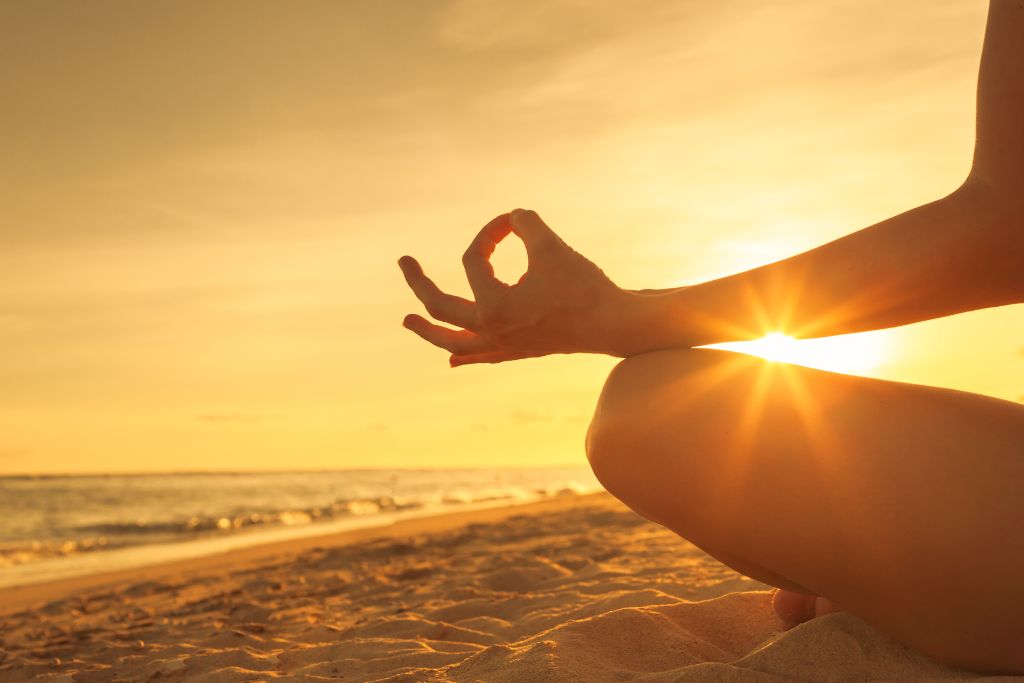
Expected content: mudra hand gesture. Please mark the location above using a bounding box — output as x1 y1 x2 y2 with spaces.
399 209 632 366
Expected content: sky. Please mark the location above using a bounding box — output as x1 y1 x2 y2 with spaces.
1 0 1020 474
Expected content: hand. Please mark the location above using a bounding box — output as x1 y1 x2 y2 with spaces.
398 209 631 367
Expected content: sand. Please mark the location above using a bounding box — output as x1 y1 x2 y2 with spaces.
0 492 1017 682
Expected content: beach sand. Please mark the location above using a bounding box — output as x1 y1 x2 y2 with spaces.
0 492 1014 682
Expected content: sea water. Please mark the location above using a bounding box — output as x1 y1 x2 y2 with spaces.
0 467 600 588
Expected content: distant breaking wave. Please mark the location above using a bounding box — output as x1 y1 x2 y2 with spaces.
0 470 599 569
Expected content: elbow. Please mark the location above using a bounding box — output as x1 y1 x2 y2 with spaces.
954 176 1024 303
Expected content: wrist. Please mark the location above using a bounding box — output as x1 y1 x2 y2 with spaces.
595 288 694 356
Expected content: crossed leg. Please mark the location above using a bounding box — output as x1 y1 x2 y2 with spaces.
585 349 1024 673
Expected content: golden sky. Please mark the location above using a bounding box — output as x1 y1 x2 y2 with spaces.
1 0 1020 474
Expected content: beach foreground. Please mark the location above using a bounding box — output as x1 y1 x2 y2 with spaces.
0 492 1009 682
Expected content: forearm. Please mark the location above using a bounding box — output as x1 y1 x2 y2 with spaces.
613 180 1023 351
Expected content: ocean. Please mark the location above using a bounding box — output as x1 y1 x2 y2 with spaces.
0 467 600 588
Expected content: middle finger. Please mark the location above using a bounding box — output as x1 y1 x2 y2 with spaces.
399 256 478 330
402 314 495 355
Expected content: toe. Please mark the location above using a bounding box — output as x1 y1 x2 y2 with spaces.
772 589 818 625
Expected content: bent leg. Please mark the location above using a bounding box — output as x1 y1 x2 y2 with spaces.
586 349 1024 673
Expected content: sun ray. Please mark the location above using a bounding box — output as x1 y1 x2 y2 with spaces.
713 359 779 511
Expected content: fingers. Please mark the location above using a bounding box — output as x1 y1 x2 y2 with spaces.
402 209 559 368
462 213 512 299
402 314 494 355
402 314 529 366
462 209 561 297
449 350 535 367
508 208 560 253
398 256 477 329
450 351 509 367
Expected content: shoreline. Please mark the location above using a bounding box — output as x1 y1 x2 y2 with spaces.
0 490 612 616
0 490 601 591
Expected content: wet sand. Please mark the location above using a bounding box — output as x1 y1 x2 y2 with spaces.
0 492 1010 681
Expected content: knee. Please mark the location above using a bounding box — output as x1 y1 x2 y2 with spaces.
586 349 714 493
586 348 764 494
585 356 641 505
586 353 651 475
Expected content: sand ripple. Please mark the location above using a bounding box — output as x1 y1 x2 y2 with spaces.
0 496 1014 681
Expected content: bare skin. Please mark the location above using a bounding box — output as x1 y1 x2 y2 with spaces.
399 1 1024 673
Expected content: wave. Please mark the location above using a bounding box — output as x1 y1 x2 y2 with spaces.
0 482 598 569
0 536 122 568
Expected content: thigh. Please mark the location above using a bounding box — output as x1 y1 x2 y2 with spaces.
586 348 1024 672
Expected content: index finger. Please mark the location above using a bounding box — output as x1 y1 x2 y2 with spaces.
509 208 560 252
462 213 512 299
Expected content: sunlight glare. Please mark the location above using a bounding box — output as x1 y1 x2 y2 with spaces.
706 332 886 375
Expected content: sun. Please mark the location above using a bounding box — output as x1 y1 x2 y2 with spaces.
706 331 887 375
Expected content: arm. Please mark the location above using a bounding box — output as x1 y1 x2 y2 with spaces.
973 0 1024 200
616 0 1024 350
399 2 1023 365
619 180 1022 349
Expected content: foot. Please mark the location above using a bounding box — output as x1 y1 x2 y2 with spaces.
772 588 843 626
